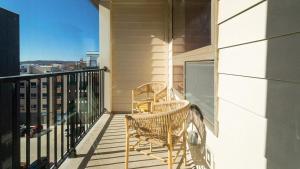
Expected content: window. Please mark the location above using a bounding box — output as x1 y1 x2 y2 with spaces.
30 82 37 88
31 93 37 98
57 82 62 87
172 0 211 55
42 93 47 99
20 105 26 112
20 93 25 99
185 61 214 124
31 104 37 109
42 104 47 109
57 104 62 110
42 82 47 88
171 0 218 134
56 93 63 98
20 82 25 88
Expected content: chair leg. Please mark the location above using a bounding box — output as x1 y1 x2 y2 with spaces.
125 118 130 169
168 128 173 169
168 145 173 169
183 130 187 166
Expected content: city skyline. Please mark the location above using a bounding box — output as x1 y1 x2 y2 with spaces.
0 0 99 61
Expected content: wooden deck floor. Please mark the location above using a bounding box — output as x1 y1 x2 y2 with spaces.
61 114 196 169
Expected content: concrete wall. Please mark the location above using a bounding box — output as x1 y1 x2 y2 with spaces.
109 0 168 112
212 0 300 168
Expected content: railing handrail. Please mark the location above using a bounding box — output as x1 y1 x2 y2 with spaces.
4 67 107 168
0 68 106 82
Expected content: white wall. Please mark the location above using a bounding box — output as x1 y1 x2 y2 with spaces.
211 0 300 169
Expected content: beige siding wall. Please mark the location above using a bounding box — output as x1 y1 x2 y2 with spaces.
212 0 300 168
111 0 168 112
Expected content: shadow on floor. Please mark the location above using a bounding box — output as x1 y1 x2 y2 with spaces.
74 114 195 169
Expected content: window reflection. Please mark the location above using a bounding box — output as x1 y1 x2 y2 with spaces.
172 0 211 55
185 61 214 123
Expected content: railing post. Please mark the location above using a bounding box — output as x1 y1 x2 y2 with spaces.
46 77 50 164
37 78 41 161
12 81 20 169
66 75 70 152
25 80 31 168
69 73 77 158
101 69 105 114
78 73 82 137
87 72 90 129
61 75 65 159
52 76 58 167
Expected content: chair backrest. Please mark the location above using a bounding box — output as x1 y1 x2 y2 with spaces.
154 86 167 102
132 82 167 102
129 100 190 141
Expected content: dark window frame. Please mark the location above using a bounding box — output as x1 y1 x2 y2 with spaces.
42 104 47 109
30 93 37 98
31 104 37 109
42 93 47 99
20 82 25 88
20 93 25 99
42 82 47 88
30 82 37 88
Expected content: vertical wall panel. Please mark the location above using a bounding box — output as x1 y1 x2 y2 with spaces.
111 0 168 112
216 0 300 168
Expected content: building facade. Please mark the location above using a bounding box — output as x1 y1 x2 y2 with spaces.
19 76 66 125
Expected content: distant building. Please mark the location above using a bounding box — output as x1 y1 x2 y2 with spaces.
19 64 66 125
20 64 62 74
19 76 67 125
31 65 61 74
18 60 86 124
75 58 87 69
86 51 99 67
20 64 31 74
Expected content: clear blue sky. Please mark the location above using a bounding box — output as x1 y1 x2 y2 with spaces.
0 0 99 61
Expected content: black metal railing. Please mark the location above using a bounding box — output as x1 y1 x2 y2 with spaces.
0 68 106 169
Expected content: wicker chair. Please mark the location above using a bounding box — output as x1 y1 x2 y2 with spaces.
125 100 190 169
131 82 167 113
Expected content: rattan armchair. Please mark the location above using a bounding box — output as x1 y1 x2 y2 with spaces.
125 100 190 169
131 82 167 113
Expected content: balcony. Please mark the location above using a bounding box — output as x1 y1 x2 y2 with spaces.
1 0 299 168
0 67 201 169
1 68 198 169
